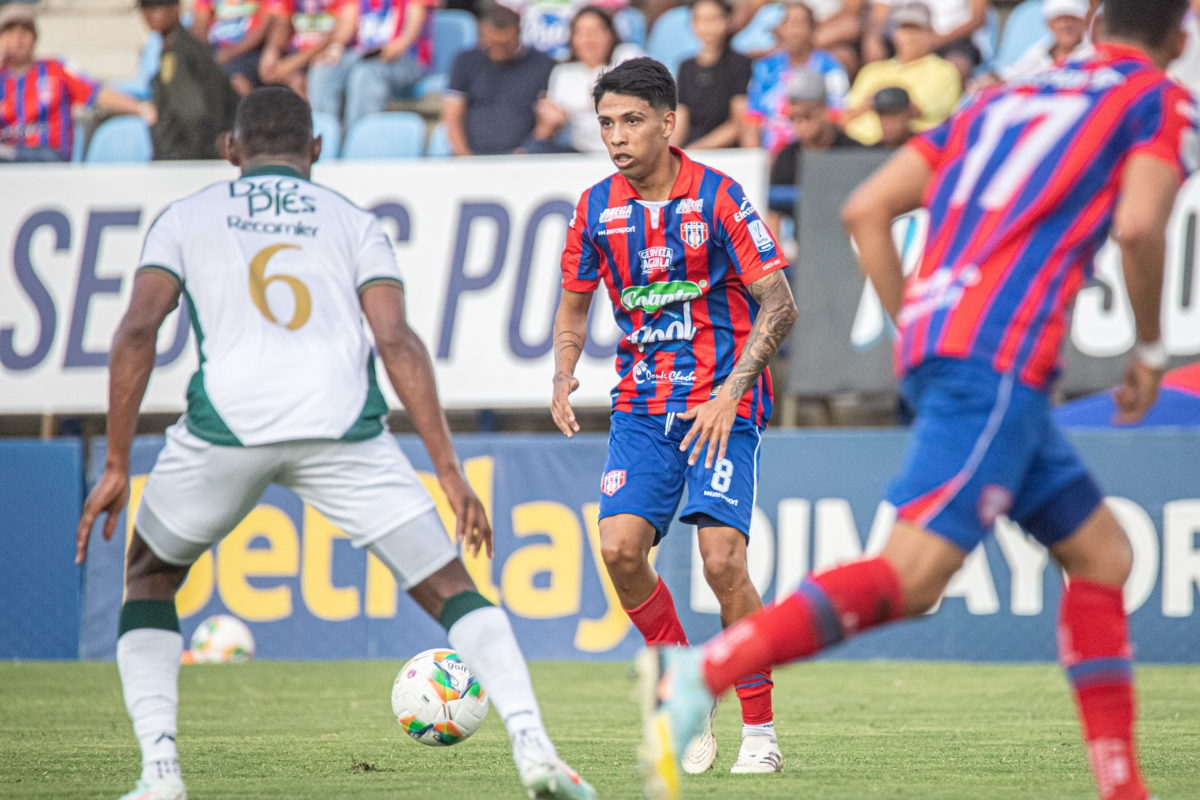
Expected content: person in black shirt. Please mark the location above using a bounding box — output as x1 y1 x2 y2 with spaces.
767 68 861 242
873 86 917 148
671 0 752 149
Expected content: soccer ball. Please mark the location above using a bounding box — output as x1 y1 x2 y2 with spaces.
189 614 255 664
391 649 489 746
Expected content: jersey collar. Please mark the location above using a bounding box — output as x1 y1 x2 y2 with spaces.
241 164 307 180
612 146 697 202
1092 42 1156 68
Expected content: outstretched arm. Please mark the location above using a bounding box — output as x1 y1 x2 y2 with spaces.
551 288 593 438
360 282 492 556
76 270 180 563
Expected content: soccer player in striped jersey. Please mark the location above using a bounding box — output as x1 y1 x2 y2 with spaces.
552 57 798 775
639 2 1195 799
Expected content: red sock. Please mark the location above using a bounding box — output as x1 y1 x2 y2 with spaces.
626 577 688 646
702 558 904 696
1059 578 1148 800
734 669 773 725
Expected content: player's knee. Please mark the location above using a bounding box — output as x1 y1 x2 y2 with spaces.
701 550 748 593
899 571 951 617
600 536 648 580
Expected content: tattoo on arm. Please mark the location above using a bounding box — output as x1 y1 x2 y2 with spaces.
724 271 798 400
554 330 584 377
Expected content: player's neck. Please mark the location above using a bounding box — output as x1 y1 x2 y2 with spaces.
627 150 682 202
2 56 33 73
240 157 312 181
1101 35 1172 69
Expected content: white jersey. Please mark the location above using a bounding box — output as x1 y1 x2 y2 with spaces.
138 165 402 447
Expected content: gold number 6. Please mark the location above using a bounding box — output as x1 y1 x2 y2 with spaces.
249 244 312 331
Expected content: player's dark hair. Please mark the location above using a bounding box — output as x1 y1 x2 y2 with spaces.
234 86 313 158
592 56 677 112
1105 0 1188 49
569 6 620 65
481 4 520 30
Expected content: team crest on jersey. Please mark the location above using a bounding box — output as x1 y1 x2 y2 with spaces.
681 221 708 249
677 199 704 215
638 247 673 277
601 470 627 497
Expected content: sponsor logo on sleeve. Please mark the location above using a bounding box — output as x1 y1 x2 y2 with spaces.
681 221 709 249
733 198 757 222
620 280 704 313
748 220 775 253
601 469 627 497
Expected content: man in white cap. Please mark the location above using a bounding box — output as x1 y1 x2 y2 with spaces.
998 0 1092 81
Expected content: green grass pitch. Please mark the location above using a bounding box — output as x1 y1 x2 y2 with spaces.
1 660 1197 799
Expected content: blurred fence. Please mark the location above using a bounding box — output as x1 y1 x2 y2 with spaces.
2 429 1197 662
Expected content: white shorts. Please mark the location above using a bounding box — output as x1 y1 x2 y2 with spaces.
136 424 455 588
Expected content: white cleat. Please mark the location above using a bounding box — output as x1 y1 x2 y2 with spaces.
116 776 186 800
513 731 597 800
730 734 783 774
681 706 718 774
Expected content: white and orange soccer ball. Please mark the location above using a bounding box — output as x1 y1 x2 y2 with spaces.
391 649 489 746
189 614 255 664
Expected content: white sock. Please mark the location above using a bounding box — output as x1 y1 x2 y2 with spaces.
117 628 183 782
742 721 776 740
447 607 551 748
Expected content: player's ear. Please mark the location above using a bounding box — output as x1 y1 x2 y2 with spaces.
223 133 241 167
311 134 323 165
662 108 676 140
1170 26 1188 63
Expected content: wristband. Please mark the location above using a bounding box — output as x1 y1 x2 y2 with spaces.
1135 340 1168 370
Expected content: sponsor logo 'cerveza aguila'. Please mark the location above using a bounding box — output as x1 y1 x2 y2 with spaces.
638 247 673 277
620 281 705 314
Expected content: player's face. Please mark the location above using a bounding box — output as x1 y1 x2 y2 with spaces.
0 25 36 67
690 0 729 48
1047 15 1086 52
596 92 674 180
789 100 828 147
480 23 521 63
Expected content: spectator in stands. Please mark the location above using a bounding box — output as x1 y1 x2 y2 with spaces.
873 85 915 146
0 4 153 163
529 6 640 152
442 5 555 155
671 0 752 149
766 68 862 239
259 0 358 94
845 1 959 145
499 0 629 62
734 0 866 76
864 0 987 83
742 1 850 155
191 0 268 95
308 0 435 130
140 0 242 160
1170 0 1200 96
985 0 1089 84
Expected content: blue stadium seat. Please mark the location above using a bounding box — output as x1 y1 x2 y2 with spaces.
341 112 426 159
110 31 162 101
646 6 699 76
425 122 452 157
416 9 479 97
994 0 1049 72
86 115 153 163
312 112 342 161
732 3 782 54
614 7 647 48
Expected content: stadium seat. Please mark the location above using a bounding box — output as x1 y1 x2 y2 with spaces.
994 0 1049 72
614 7 647 48
731 3 782 54
86 115 153 163
341 112 426 159
110 31 162 102
646 6 699 76
416 9 479 97
312 112 342 161
425 122 452 157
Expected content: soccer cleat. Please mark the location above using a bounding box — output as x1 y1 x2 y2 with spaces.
681 706 718 774
636 647 716 800
116 776 186 800
730 734 783 774
513 731 596 800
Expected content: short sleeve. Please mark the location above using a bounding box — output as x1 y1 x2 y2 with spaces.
1130 82 1200 182
138 205 185 285
447 50 472 96
676 60 698 109
909 117 953 170
718 180 787 284
55 62 98 107
561 193 601 292
820 57 850 115
355 215 405 290
744 60 769 123
732 54 752 96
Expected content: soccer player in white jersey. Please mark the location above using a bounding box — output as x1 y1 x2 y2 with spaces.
74 86 596 800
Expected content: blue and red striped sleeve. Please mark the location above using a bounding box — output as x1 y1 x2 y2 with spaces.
561 191 601 292
53 61 98 107
1127 81 1200 182
909 116 953 171
716 180 787 286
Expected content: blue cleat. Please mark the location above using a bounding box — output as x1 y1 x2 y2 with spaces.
635 647 716 800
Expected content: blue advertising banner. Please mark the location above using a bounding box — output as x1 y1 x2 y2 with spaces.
78 431 1200 664
0 439 83 659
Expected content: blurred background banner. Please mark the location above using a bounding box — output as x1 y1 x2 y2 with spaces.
70 430 1200 664
0 151 765 414
788 151 1200 398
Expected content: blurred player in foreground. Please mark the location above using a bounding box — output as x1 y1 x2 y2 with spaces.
75 86 594 800
552 58 797 774
639 1 1196 798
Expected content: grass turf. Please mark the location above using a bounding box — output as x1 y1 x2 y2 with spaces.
0 661 1197 799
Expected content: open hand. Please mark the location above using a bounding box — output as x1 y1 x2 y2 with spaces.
75 467 130 564
1114 355 1164 425
441 472 493 558
551 373 581 438
677 394 739 469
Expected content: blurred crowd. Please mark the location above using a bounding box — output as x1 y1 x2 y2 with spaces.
3 0 1200 220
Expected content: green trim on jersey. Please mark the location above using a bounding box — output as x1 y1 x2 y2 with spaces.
357 276 405 294
341 354 388 442
242 164 307 180
137 264 183 289
181 286 243 447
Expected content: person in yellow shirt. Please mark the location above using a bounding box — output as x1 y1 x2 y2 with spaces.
844 1 961 145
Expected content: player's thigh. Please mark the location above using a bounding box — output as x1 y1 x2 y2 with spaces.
283 434 456 588
598 412 689 546
680 416 761 539
1010 421 1106 550
135 423 276 567
885 361 1042 552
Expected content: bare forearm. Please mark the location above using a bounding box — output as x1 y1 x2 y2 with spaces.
722 274 797 400
379 335 461 480
553 302 588 380
443 102 471 156
690 119 741 150
105 328 158 470
851 217 905 320
1121 237 1166 343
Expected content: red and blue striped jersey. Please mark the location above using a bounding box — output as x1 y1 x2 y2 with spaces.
561 149 788 424
0 59 98 159
900 43 1199 390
